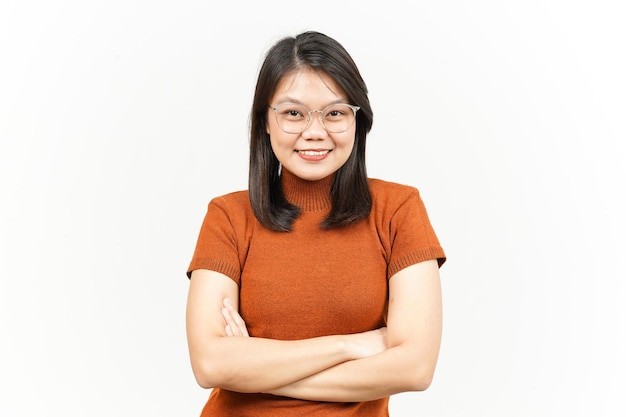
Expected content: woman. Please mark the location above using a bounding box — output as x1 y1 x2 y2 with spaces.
185 30 446 416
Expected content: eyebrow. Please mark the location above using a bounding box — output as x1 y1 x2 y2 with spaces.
273 96 348 107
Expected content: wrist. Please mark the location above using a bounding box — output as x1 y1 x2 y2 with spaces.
336 334 359 361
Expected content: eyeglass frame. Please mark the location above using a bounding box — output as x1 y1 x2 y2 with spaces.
268 103 361 134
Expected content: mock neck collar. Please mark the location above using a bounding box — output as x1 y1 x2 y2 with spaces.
281 169 333 212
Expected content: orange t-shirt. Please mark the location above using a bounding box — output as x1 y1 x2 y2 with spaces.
187 170 446 416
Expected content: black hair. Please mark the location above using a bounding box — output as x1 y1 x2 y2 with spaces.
249 31 373 231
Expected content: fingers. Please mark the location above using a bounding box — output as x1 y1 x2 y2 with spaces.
221 304 241 336
221 298 249 337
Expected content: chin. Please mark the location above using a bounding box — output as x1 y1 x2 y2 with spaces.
300 173 330 182
292 168 334 182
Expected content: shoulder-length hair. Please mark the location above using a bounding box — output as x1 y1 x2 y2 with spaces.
249 31 373 232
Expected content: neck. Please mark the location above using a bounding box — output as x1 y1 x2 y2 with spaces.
281 169 333 212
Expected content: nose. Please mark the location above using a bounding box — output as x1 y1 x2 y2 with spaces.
301 111 327 140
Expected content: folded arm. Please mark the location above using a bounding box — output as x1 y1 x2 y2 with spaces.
185 269 387 393
222 260 443 402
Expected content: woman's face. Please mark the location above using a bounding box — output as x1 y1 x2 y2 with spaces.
266 68 356 182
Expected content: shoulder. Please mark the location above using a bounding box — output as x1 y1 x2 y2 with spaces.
368 178 421 206
208 190 250 208
367 178 446 269
204 190 252 220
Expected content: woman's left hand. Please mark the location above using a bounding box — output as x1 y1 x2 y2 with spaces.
221 298 249 337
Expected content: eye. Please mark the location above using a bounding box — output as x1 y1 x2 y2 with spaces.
277 105 307 120
324 105 350 120
327 109 345 118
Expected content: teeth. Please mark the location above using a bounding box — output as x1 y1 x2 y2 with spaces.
299 150 329 156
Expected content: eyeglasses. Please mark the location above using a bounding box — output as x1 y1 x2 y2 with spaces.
269 103 360 134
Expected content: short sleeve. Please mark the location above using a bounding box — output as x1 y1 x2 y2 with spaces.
387 188 446 278
186 197 242 284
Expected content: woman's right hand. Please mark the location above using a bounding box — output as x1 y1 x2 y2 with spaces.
221 295 386 360
221 298 249 337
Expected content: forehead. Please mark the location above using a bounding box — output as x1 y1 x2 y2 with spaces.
272 68 346 103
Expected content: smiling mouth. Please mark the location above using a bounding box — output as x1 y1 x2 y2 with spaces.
296 150 332 156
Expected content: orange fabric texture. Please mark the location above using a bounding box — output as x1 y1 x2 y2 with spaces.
187 170 446 416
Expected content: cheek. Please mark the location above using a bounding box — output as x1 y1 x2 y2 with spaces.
338 134 356 153
342 137 357 162
266 117 283 139
268 134 289 157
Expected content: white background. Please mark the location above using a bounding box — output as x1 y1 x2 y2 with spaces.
1 1 625 416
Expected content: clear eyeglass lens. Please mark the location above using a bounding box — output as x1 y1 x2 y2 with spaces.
274 103 356 133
